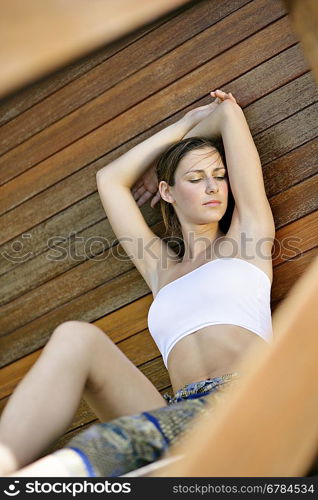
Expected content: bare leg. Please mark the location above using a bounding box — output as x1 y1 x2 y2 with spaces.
6 450 89 477
0 321 165 475
0 323 93 474
5 374 242 477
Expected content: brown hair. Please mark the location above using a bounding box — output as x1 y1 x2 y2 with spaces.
155 136 235 256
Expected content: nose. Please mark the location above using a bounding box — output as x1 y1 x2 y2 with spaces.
206 177 219 193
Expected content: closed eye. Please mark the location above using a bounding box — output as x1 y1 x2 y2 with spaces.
189 176 226 183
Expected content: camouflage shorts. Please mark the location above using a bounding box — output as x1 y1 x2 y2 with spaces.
62 372 241 477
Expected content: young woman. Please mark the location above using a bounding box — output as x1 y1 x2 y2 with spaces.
0 90 275 477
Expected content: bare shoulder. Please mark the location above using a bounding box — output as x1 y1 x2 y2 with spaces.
147 238 180 292
152 207 275 295
96 176 180 290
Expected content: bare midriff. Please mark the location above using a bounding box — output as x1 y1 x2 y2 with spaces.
167 324 271 394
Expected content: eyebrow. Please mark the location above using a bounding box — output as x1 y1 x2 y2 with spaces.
183 167 226 176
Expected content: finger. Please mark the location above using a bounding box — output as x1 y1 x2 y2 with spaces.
210 91 221 104
132 179 144 193
147 183 159 194
132 179 142 190
212 96 221 104
215 89 236 104
137 191 152 207
215 89 228 101
133 185 146 199
151 192 161 208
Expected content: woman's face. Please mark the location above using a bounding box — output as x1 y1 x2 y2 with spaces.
161 147 229 226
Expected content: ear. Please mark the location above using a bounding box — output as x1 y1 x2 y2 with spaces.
159 180 175 204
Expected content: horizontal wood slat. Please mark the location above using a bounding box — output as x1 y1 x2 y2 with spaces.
270 174 318 228
263 137 318 198
272 247 318 307
272 211 318 266
0 216 164 304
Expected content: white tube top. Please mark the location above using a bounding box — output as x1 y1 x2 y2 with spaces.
147 257 274 369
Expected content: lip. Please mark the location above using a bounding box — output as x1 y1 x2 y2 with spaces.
203 201 221 206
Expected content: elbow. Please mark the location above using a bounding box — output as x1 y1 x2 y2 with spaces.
96 168 104 181
96 168 109 186
96 166 129 189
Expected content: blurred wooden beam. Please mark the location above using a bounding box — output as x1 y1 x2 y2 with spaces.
283 0 318 83
0 0 191 98
152 255 318 477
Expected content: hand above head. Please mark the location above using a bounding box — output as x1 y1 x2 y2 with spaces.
210 89 237 104
182 89 240 140
131 162 161 209
181 89 239 130
131 90 238 208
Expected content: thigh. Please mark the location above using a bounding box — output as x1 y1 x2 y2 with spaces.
68 321 167 422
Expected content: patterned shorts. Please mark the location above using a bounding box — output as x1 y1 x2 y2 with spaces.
61 371 241 477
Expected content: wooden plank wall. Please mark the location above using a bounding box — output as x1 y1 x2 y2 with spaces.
0 0 317 462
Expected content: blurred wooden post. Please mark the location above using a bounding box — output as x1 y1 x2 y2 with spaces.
283 0 318 83
150 255 318 476
0 0 190 98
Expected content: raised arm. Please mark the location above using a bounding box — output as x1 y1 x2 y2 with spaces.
95 103 220 290
96 121 187 188
183 89 275 235
96 102 218 188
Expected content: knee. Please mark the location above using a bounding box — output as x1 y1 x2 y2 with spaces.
51 321 105 349
54 320 91 331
